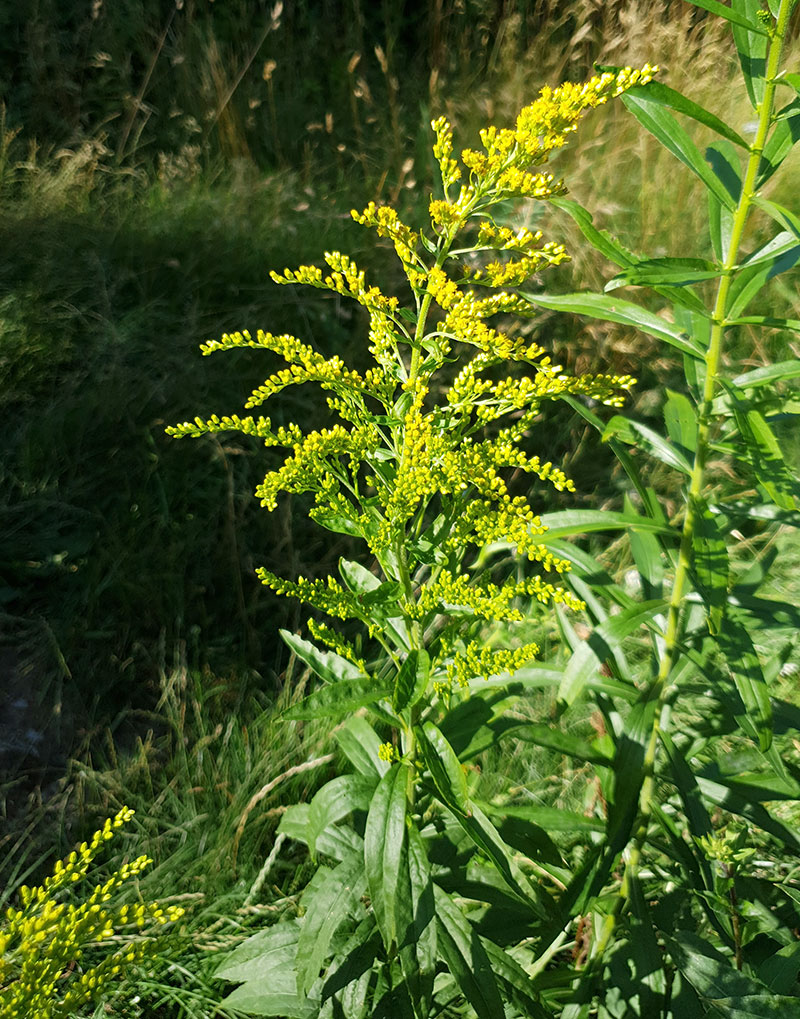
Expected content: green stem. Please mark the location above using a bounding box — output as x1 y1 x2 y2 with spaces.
588 0 791 968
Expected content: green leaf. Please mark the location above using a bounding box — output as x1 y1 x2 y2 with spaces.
707 141 741 261
215 921 302 983
392 649 430 714
717 614 773 751
727 398 799 510
538 509 674 540
605 256 720 291
284 678 391 721
731 0 769 110
520 291 706 358
730 360 800 389
607 77 749 147
338 558 410 650
308 774 377 855
433 885 505 1019
336 716 390 778
752 195 800 238
664 389 698 454
558 599 667 705
710 995 800 1018
757 97 800 187
416 721 472 816
479 802 605 833
682 0 770 33
396 822 437 1019
692 497 729 634
626 495 665 598
550 196 637 266
619 92 738 209
666 930 765 1000
296 856 366 995
515 722 613 766
223 986 318 1018
481 938 551 1019
281 629 365 684
602 415 693 474
364 763 408 951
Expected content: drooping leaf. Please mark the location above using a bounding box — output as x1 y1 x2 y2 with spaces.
396 822 437 1019
364 763 408 951
281 629 365 684
296 856 366 995
717 613 773 751
619 92 738 209
392 648 430 714
757 96 800 187
558 599 668 705
602 415 694 474
336 716 391 778
682 0 770 33
707 141 741 261
538 508 674 540
433 884 506 1019
481 938 552 1019
283 677 391 721
520 291 706 358
692 497 729 634
338 558 409 650
606 77 749 147
416 721 472 816
308 774 377 855
730 0 769 110
550 196 637 265
605 256 721 291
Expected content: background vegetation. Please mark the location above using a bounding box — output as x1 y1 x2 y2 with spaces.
1 3 799 1015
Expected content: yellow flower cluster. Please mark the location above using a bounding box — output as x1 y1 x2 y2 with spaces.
378 742 396 762
439 639 541 688
351 202 422 284
0 808 183 1019
412 570 583 624
255 424 376 510
432 116 461 191
257 569 363 624
271 253 399 314
307 618 367 672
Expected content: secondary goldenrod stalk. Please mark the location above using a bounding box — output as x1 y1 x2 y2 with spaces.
590 0 792 966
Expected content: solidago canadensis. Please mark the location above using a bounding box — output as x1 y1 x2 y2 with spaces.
168 66 669 1018
169 65 655 680
0 808 183 1019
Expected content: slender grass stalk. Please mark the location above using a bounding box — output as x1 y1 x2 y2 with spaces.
588 0 794 968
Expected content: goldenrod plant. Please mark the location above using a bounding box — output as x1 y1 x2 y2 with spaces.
172 1 800 1014
0 808 184 1019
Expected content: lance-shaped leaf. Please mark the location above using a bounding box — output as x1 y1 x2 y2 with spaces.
284 677 391 720
364 763 408 951
481 938 551 1019
757 96 800 187
336 715 391 778
717 613 773 751
396 822 437 1019
602 415 693 474
339 558 409 650
731 0 769 110
683 0 770 33
730 360 800 390
416 721 472 816
752 195 800 238
727 233 800 319
520 291 706 358
558 599 667 705
707 140 741 261
664 388 698 454
537 508 674 540
619 92 738 209
549 197 636 266
605 256 721 291
601 76 749 148
308 774 377 855
692 497 729 635
281 629 365 684
392 648 430 713
296 856 366 995
433 884 505 1019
